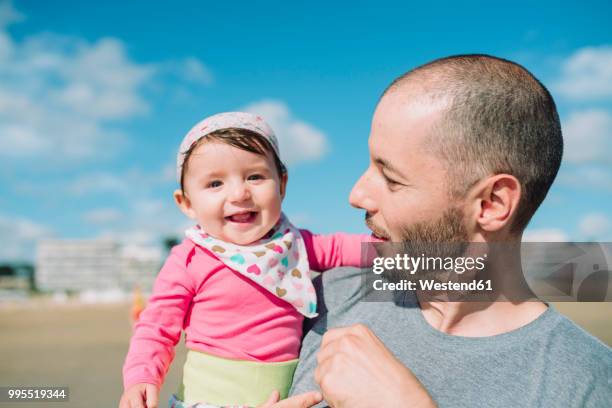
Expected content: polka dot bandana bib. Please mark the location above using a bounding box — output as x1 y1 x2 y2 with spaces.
185 213 317 318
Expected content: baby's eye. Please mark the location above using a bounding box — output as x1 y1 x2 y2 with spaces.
207 180 223 188
247 174 264 181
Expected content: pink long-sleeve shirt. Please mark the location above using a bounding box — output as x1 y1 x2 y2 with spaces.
122 230 368 390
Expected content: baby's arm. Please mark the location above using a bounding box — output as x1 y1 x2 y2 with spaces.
300 230 375 272
121 243 196 405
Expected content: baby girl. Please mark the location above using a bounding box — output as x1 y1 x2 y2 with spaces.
120 112 371 408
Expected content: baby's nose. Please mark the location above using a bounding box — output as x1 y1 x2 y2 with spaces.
228 182 251 202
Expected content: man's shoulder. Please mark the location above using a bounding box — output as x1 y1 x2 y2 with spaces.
313 266 364 294
546 309 612 373
315 267 370 312
319 265 365 285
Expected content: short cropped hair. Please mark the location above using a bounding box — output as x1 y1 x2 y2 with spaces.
385 54 563 232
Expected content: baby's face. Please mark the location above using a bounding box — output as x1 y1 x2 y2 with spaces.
178 141 286 245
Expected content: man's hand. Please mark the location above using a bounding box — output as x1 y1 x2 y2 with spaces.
258 390 323 408
119 383 159 408
314 324 436 408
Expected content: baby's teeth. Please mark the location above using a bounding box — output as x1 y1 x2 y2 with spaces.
232 213 251 222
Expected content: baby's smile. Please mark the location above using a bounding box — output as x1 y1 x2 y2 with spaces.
225 210 259 224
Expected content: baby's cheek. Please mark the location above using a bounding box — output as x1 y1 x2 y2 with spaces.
262 184 283 205
271 193 284 214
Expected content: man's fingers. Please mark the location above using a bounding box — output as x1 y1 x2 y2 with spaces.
144 384 158 408
273 391 323 408
317 326 351 367
319 326 349 349
314 356 334 389
314 361 323 386
316 333 347 366
319 324 372 351
318 325 372 366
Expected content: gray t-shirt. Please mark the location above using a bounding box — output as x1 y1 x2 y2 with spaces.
290 267 612 407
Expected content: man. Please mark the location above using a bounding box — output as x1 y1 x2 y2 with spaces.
281 55 611 407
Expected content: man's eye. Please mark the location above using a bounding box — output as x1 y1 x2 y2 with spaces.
382 173 401 189
207 180 223 188
247 174 264 181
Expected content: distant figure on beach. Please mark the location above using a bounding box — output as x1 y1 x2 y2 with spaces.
130 285 145 325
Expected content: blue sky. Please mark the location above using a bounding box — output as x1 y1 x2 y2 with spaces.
0 0 611 261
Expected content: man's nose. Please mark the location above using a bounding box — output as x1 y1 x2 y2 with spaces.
228 181 251 202
349 169 378 212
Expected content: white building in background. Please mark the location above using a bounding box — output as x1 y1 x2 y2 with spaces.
36 239 162 293
119 245 163 292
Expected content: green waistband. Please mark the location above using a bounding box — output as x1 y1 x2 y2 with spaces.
178 350 298 406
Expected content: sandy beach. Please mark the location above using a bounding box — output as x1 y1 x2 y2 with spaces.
0 300 610 407
0 301 186 408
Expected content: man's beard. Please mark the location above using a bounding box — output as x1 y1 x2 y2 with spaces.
387 207 470 283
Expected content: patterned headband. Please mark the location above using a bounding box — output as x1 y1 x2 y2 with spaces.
176 111 282 183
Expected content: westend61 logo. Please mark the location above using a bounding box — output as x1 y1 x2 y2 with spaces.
360 242 612 302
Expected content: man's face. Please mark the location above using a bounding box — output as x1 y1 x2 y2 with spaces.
349 89 468 243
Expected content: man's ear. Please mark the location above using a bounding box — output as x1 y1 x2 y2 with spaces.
280 173 288 200
467 174 521 233
173 189 196 219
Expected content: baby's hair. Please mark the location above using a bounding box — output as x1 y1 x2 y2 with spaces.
180 128 287 193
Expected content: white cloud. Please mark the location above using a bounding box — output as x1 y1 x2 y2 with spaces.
96 198 189 248
242 100 329 166
0 1 22 30
176 57 213 85
51 37 152 120
0 2 212 166
579 213 611 240
161 163 177 183
14 162 179 200
284 212 312 226
0 214 53 262
66 172 131 196
0 31 151 162
562 110 612 164
554 45 612 100
154 57 214 89
523 228 569 242
70 172 187 249
82 208 123 225
558 165 612 191
68 165 178 196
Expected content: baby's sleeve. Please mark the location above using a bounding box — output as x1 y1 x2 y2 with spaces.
300 230 374 272
122 244 197 390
